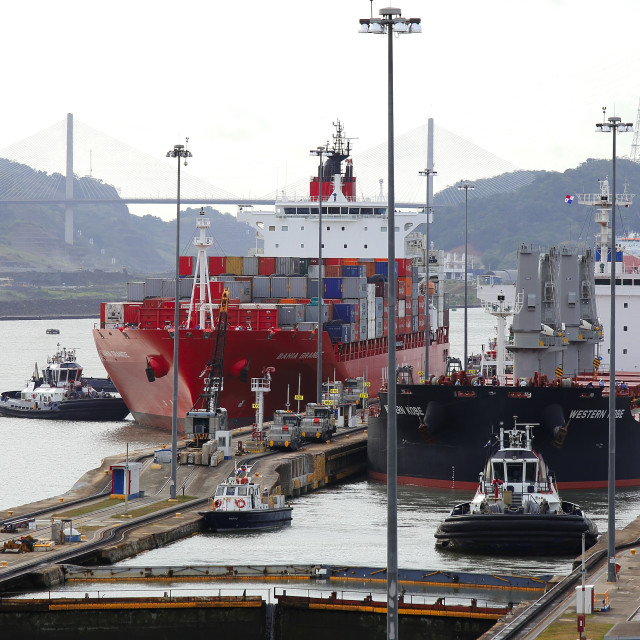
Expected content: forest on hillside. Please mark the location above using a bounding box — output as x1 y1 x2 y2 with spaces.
0 157 639 273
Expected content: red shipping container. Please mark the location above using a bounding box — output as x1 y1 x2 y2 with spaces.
258 256 276 276
383 316 388 336
179 256 194 276
324 265 341 278
418 314 427 331
397 258 411 277
209 256 227 276
397 279 406 299
124 303 142 326
325 258 342 266
209 281 227 300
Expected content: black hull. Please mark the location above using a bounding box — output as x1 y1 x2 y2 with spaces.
434 513 598 555
367 384 640 489
0 398 130 421
199 507 293 532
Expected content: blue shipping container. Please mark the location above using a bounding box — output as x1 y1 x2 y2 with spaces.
333 303 355 323
324 277 343 299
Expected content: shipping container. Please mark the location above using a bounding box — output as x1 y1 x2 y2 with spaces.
179 256 194 276
342 276 367 299
398 299 406 318
242 256 259 276
251 276 270 298
324 265 341 278
324 277 343 299
259 256 276 276
333 303 356 323
278 304 305 326
418 314 427 331
161 277 194 299
144 278 164 298
298 321 317 332
305 304 331 323
375 317 383 338
375 297 384 318
299 257 310 276
226 281 252 302
289 276 307 298
127 282 145 301
341 324 351 344
209 256 227 276
270 276 289 298
226 256 243 275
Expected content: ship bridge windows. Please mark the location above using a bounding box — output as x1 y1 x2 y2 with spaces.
375 208 386 215
298 208 310 215
506 462 523 483
361 207 373 215
215 486 224 497
283 208 296 215
328 207 340 215
225 486 236 496
268 226 276 232
492 462 505 482
281 226 288 231
525 461 537 483
237 486 248 496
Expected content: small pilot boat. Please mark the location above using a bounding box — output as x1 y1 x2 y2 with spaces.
199 464 292 532
434 420 599 555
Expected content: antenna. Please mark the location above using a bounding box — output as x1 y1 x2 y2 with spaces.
630 98 640 162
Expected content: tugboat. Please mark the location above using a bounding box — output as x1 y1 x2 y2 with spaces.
0 345 129 421
199 464 292 531
434 420 599 555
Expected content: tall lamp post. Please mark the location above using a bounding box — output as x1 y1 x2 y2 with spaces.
310 145 328 404
595 114 633 582
457 181 474 374
166 140 192 501
419 167 436 381
359 7 421 639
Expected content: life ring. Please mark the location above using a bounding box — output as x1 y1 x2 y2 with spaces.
235 498 246 508
214 499 222 508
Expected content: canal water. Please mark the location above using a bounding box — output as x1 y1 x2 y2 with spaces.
0 312 636 582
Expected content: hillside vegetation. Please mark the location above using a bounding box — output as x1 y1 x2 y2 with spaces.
0 157 639 274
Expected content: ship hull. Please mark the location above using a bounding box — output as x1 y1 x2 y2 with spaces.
0 397 130 421
434 513 598 555
94 327 446 430
199 506 293 532
367 384 640 489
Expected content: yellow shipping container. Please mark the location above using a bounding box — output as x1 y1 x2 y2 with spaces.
226 256 243 275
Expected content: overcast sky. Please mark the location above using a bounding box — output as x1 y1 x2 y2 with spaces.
3 0 639 216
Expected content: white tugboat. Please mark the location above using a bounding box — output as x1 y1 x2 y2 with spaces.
434 420 598 555
199 464 292 531
0 345 129 421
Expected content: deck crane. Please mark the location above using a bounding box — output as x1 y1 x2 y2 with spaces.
184 288 230 446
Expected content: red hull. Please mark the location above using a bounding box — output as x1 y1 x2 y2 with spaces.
94 326 447 431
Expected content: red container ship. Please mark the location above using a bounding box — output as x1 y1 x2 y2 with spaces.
93 122 449 430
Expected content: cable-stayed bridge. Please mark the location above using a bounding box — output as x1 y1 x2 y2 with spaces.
0 114 535 243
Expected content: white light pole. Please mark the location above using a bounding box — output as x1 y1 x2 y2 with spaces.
595 114 633 582
166 140 192 501
419 167 436 382
310 145 328 404
457 181 474 374
359 7 421 639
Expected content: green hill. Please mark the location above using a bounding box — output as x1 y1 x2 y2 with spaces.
430 158 640 270
1 156 638 274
